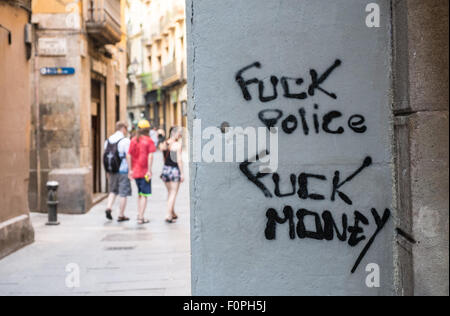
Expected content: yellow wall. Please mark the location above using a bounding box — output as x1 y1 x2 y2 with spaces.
32 0 80 14
0 3 31 222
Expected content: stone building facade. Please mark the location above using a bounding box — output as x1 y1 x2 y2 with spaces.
127 0 187 137
29 0 127 214
126 0 151 127
0 0 35 259
392 0 449 296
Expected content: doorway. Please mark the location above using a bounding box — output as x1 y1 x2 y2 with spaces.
91 101 101 194
115 94 120 123
91 79 106 194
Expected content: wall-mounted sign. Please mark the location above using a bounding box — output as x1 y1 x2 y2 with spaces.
38 38 67 56
40 67 75 76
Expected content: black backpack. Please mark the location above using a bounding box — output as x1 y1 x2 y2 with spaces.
103 138 124 173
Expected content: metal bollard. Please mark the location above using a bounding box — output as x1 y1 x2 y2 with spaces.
46 181 60 226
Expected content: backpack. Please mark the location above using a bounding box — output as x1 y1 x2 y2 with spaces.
103 138 124 173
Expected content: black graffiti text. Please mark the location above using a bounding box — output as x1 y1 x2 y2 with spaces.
264 206 391 273
240 155 373 206
236 60 342 103
258 106 367 136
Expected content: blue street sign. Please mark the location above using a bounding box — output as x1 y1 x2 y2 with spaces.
40 67 75 76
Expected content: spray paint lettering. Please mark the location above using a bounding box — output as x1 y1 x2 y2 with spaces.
236 60 391 273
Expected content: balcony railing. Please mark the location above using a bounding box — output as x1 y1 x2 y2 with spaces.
151 71 162 89
86 0 122 46
162 61 177 84
142 60 186 92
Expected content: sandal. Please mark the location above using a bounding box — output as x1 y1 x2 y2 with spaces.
166 218 175 224
118 216 130 223
105 210 113 221
138 218 150 225
172 214 179 220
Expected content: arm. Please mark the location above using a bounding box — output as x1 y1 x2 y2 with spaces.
146 139 157 179
127 154 133 180
177 143 185 182
146 153 154 179
127 140 134 180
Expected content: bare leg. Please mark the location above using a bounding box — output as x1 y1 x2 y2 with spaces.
137 196 143 218
164 182 172 219
166 182 180 220
105 193 116 220
119 197 127 218
138 195 148 220
107 193 116 210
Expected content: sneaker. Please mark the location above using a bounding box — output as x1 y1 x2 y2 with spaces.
105 209 113 220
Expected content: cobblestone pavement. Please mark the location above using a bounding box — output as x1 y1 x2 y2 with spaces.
0 152 191 296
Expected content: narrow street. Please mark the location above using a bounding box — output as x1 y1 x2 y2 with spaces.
0 0 448 299
0 152 191 296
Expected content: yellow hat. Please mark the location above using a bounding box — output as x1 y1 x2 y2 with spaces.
138 119 150 129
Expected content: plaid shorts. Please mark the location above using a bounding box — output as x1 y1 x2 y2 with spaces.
161 165 181 183
109 173 132 197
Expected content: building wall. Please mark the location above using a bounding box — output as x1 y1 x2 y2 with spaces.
126 0 153 127
393 0 449 296
188 0 449 296
0 0 35 259
188 0 395 296
29 0 127 214
127 0 187 137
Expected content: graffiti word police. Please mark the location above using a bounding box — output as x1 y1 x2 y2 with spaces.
236 60 368 137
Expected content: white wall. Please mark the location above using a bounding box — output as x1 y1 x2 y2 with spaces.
187 0 396 295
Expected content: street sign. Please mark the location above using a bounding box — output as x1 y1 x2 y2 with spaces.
40 67 75 76
38 38 67 56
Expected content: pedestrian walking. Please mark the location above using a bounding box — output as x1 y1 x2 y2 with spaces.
127 119 157 225
150 127 159 148
160 126 185 223
103 122 132 222
157 128 166 145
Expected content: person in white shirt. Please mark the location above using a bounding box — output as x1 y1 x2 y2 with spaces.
104 122 132 222
150 127 160 148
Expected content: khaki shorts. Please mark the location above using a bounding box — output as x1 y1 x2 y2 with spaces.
109 173 132 197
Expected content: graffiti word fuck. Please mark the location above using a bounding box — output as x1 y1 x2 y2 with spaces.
236 60 342 102
241 154 372 203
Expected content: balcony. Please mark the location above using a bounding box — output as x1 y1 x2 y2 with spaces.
162 61 177 85
139 73 156 94
161 60 186 86
86 0 122 46
138 71 162 92
151 71 162 89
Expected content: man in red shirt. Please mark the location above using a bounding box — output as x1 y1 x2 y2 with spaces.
127 120 157 224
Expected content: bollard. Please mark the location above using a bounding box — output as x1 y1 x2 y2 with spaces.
46 181 60 226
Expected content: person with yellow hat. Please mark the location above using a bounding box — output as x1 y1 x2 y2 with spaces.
126 119 157 224
137 119 151 129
